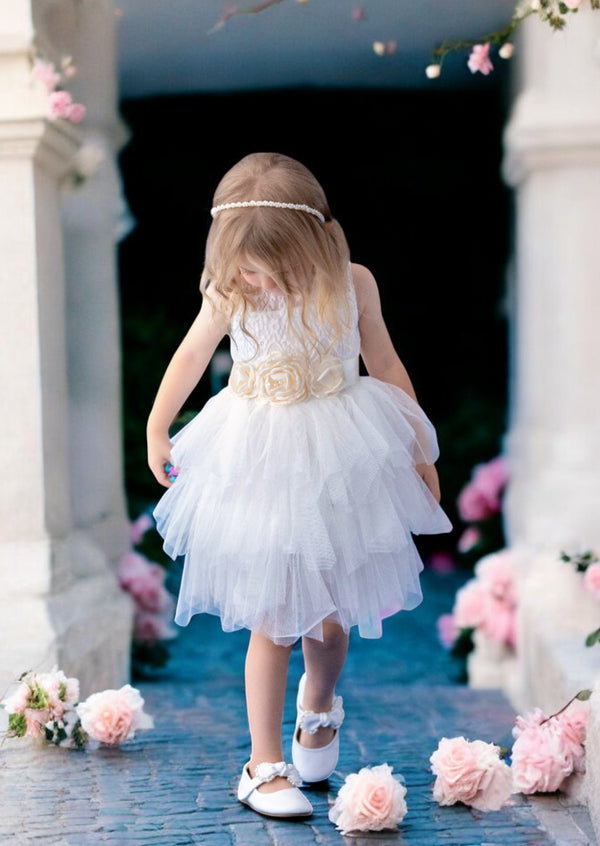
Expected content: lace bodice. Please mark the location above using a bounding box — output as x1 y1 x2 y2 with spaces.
229 275 361 363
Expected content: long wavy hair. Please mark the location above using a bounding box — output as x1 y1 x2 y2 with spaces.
201 152 352 354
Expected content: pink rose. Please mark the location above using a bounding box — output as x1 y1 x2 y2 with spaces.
452 580 487 629
48 90 74 120
511 724 573 793
76 685 153 746
430 737 512 811
468 43 494 76
31 59 61 92
437 613 457 649
564 0 583 7
583 562 600 600
458 526 481 553
118 553 173 613
328 763 407 834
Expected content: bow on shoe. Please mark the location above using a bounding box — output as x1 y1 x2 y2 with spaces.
297 695 345 735
254 761 303 787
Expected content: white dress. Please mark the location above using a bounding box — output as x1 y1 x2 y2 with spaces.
154 276 452 645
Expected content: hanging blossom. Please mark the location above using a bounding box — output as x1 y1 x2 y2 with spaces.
425 0 599 80
31 56 86 124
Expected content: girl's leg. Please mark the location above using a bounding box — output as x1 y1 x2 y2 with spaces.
245 630 293 793
298 621 349 749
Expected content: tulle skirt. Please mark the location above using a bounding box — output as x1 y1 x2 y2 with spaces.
154 376 452 646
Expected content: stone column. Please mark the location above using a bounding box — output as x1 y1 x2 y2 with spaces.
0 0 131 697
501 5 600 833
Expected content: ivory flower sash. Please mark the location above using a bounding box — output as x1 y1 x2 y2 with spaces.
229 353 358 405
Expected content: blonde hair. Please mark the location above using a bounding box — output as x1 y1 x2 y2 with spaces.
201 152 352 354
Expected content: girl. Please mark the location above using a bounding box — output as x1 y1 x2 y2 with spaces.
147 152 451 819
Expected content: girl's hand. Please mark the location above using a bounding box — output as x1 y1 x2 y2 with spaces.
147 432 176 488
416 463 441 503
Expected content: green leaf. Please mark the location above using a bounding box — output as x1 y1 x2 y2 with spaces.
585 628 600 647
8 713 26 737
575 689 592 701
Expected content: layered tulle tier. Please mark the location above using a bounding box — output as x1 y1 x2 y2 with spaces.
154 376 452 645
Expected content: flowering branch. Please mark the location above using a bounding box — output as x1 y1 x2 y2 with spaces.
425 0 596 79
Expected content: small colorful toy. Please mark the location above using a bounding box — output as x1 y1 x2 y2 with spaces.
164 462 179 483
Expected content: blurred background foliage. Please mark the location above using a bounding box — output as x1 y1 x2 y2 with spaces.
117 86 510 565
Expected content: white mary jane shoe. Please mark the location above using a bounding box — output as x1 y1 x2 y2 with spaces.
237 761 313 819
291 673 345 783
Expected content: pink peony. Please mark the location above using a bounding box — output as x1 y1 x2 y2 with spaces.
32 59 61 92
437 613 458 649
583 562 600 600
452 580 487 630
76 684 153 746
512 707 548 739
468 43 494 76
458 526 482 553
328 763 407 834
430 736 513 811
564 0 583 7
511 722 573 793
48 90 74 120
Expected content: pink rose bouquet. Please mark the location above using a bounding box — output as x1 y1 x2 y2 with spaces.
2 668 80 745
430 736 513 811
328 763 407 834
1 669 154 751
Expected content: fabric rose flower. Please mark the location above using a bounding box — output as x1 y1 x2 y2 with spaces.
310 355 346 398
430 736 513 811
76 685 154 746
255 354 310 405
229 361 258 399
328 763 407 834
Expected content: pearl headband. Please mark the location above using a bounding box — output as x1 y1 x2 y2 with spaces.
210 200 325 223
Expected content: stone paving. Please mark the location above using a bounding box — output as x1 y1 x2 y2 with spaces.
0 568 597 845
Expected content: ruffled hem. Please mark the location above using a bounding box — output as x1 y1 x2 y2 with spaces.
154 376 452 645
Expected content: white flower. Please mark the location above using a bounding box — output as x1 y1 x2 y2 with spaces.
499 43 514 60
425 64 441 79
